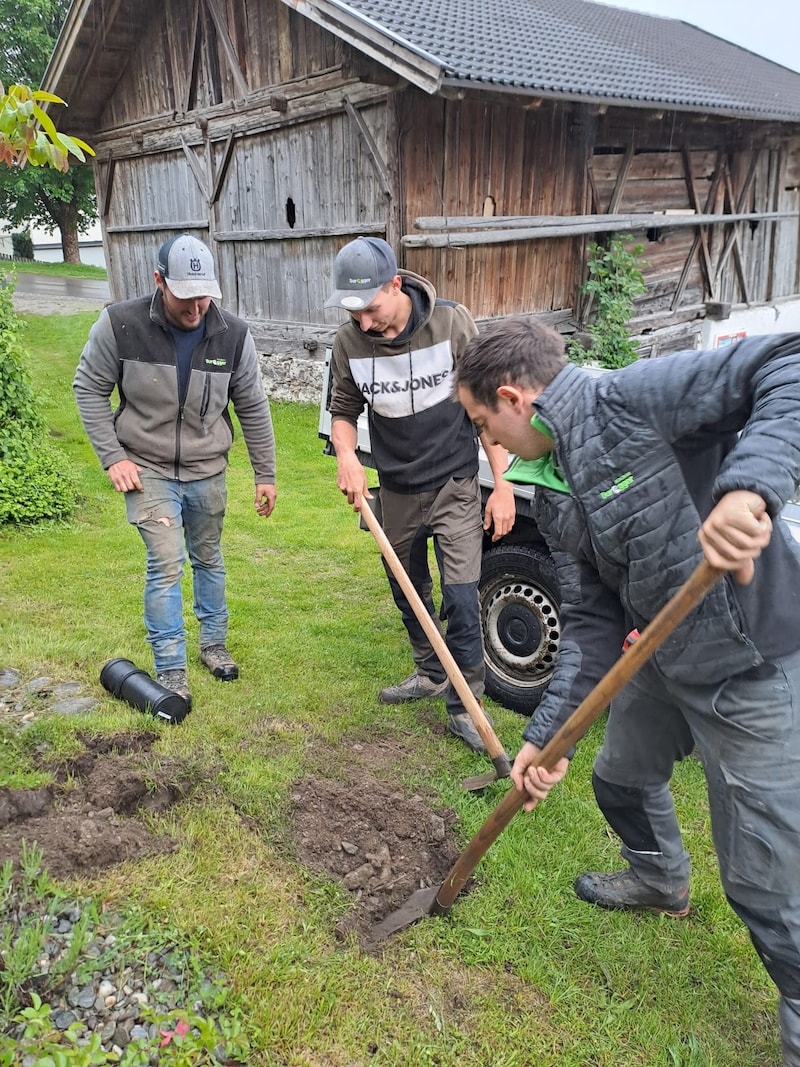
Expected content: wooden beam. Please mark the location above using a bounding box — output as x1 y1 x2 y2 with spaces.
677 145 717 303
96 153 116 218
106 221 209 233
210 129 235 204
715 153 759 303
184 0 202 115
202 0 249 99
402 212 798 248
411 210 795 232
215 222 386 241
607 143 635 214
342 95 392 198
180 135 210 200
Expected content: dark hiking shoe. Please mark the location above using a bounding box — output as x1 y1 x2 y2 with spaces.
378 671 448 704
574 867 690 917
447 712 488 754
200 644 239 681
156 669 192 709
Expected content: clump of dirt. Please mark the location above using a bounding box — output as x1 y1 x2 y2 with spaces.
0 731 198 880
290 737 464 945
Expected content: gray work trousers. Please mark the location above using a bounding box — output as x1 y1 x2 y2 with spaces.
593 647 800 1065
378 476 485 717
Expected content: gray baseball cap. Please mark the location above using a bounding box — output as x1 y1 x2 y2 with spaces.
157 234 222 300
324 236 398 311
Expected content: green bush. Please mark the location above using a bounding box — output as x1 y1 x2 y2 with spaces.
11 230 34 261
568 236 647 369
0 269 75 525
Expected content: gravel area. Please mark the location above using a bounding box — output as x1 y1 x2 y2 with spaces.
8 894 222 1063
12 291 107 317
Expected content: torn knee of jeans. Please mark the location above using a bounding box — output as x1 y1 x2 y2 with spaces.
134 512 173 528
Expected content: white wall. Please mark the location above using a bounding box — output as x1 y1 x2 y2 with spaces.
33 240 106 268
700 298 800 348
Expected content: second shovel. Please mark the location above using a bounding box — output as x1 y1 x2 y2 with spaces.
358 495 512 791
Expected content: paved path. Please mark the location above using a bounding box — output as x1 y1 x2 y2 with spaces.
11 273 110 316
13 274 111 301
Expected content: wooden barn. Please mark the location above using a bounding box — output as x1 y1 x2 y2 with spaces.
44 0 800 399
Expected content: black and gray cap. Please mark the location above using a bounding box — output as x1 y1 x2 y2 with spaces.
324 236 398 311
157 234 222 300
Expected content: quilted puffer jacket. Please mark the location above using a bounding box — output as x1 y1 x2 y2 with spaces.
521 334 800 749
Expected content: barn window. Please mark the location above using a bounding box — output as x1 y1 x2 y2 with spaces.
286 198 296 229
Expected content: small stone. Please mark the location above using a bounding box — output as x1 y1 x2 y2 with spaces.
113 1023 132 1048
50 682 83 699
26 675 54 694
78 988 96 1009
52 697 98 715
54 1010 78 1030
100 1020 117 1043
341 840 358 855
0 668 21 689
429 814 446 841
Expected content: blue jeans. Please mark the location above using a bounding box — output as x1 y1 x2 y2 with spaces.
125 469 228 672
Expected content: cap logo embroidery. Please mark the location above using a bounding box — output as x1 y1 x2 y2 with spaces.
189 257 202 273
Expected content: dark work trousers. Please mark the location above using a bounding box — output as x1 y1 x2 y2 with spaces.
592 648 800 1065
378 476 485 717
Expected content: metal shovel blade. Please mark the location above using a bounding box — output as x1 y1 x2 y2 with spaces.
363 886 441 946
461 769 507 791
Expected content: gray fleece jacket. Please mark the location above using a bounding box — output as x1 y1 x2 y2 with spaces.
73 292 275 484
521 334 800 750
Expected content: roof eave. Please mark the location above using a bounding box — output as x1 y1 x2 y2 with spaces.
281 0 444 93
41 0 94 102
439 76 800 123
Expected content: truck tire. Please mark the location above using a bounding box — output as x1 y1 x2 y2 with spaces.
479 543 560 715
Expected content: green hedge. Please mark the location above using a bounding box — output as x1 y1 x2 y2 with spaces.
0 270 76 525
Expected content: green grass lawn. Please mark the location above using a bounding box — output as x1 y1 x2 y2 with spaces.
0 312 780 1067
3 258 107 279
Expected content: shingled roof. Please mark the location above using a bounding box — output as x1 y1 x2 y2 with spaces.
297 0 800 121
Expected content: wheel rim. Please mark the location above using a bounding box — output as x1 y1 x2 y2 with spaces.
480 575 560 690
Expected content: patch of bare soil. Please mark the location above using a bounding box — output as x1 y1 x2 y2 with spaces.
290 737 463 945
0 732 197 880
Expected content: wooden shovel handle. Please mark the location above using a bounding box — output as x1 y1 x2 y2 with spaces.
434 558 724 912
359 496 507 762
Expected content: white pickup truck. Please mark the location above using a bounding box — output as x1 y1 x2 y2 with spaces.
319 349 800 715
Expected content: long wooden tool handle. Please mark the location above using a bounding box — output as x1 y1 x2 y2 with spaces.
359 495 507 761
434 558 724 912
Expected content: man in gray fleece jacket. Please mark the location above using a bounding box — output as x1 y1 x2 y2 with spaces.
455 315 800 1067
73 234 276 708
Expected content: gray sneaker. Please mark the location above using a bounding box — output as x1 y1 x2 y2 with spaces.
378 671 448 705
156 669 192 709
200 644 239 681
447 713 488 754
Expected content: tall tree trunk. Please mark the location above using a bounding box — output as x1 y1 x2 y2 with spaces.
56 201 81 264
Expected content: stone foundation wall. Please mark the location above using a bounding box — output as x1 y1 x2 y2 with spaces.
258 350 327 403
